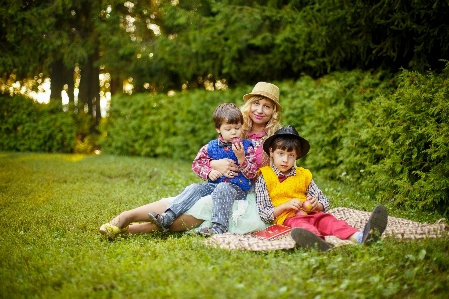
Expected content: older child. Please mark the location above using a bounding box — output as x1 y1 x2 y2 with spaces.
146 103 258 235
256 125 388 251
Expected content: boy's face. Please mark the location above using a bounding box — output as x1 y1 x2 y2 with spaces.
269 148 297 175
216 123 243 142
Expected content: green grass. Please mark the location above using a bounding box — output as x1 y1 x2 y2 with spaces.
0 152 448 299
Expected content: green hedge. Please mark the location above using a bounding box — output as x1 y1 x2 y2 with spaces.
101 67 448 213
0 95 77 153
3 66 446 213
99 87 249 160
343 65 449 213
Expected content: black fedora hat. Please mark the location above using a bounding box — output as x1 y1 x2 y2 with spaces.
263 125 310 159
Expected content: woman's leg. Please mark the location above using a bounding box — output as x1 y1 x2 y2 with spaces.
109 199 205 234
127 212 204 234
169 215 205 232
110 200 168 229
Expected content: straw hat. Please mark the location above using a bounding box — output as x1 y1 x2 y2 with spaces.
263 125 310 159
243 82 282 111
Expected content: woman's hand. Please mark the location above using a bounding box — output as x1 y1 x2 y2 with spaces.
210 159 239 178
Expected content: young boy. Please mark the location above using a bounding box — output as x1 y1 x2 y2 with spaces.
148 103 258 235
255 125 388 251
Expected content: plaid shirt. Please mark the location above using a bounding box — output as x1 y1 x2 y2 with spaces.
255 165 330 224
191 141 258 181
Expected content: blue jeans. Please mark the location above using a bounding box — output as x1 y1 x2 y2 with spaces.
167 182 246 230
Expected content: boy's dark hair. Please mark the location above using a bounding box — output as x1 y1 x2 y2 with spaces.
270 136 302 156
213 103 244 128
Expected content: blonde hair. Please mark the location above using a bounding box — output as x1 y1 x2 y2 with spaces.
240 95 282 140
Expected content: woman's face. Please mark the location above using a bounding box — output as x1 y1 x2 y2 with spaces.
249 98 275 126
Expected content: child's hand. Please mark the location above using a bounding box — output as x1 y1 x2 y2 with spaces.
306 195 322 212
208 170 223 181
283 198 302 212
232 142 245 162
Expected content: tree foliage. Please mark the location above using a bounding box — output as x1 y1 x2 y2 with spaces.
2 0 448 94
0 0 162 128
140 0 449 89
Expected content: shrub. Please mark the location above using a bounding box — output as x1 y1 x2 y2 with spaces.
0 95 77 153
344 64 449 213
99 87 247 160
280 70 393 177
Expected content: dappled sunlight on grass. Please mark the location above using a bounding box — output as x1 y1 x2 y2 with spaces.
62 154 87 162
7 153 88 162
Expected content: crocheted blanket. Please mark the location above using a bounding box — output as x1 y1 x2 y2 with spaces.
205 207 449 251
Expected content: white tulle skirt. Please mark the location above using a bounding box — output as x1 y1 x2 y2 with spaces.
161 192 268 234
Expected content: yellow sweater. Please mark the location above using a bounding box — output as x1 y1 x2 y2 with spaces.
259 166 312 225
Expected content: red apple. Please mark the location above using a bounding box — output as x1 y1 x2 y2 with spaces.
232 137 241 144
301 200 313 212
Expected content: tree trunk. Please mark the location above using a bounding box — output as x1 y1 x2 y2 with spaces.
110 75 122 96
49 59 64 102
78 48 100 131
63 67 74 105
92 55 100 126
50 59 76 107
78 60 91 113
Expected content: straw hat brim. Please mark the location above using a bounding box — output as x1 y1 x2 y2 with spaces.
243 92 282 111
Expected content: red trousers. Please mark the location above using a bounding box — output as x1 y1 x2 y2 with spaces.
284 212 359 240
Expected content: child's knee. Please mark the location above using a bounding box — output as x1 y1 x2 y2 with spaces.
212 183 236 199
185 183 201 191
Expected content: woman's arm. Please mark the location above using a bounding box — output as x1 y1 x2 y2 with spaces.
192 145 213 180
210 159 239 177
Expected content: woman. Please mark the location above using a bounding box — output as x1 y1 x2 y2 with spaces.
100 82 284 238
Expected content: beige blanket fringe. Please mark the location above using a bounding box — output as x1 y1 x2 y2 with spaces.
205 207 449 251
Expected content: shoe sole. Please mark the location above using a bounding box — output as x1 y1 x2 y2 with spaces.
99 225 115 239
362 205 388 245
291 228 334 252
148 212 169 233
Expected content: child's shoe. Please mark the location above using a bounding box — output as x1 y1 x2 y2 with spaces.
199 225 226 236
291 228 334 252
148 212 170 233
362 205 388 245
99 223 129 239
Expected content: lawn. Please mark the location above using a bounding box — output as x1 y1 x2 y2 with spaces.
0 152 448 299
